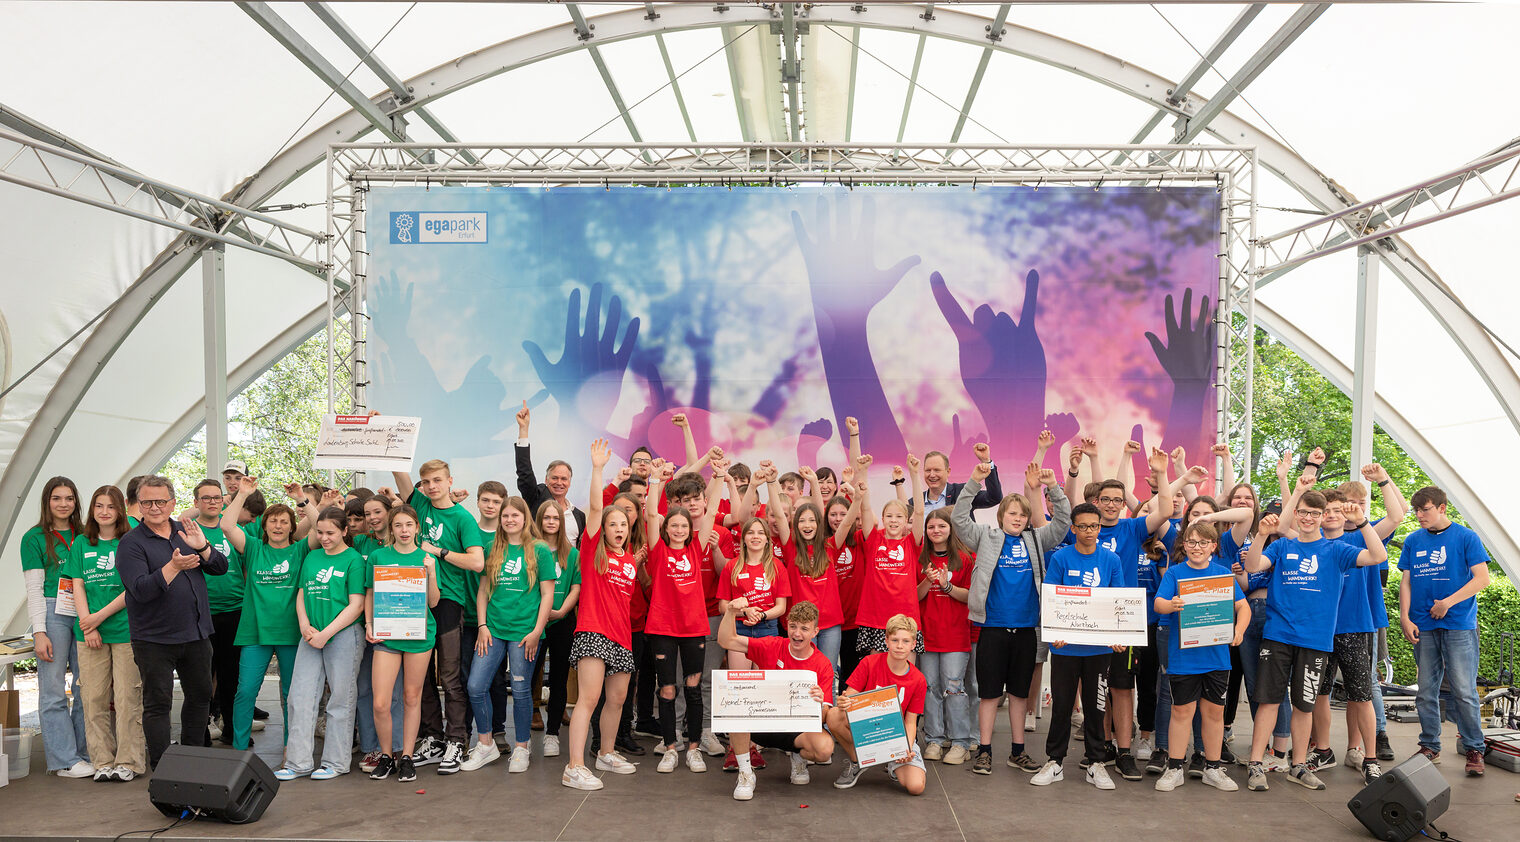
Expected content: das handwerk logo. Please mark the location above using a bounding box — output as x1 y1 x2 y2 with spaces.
389 211 489 244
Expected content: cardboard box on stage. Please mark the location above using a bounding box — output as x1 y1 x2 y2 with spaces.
1 689 19 730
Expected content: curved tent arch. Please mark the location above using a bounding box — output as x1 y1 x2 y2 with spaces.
3 3 1516 633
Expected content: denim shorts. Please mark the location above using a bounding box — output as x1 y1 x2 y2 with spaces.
735 619 779 639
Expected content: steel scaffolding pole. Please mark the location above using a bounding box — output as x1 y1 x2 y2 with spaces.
1351 247 1381 475
202 244 229 482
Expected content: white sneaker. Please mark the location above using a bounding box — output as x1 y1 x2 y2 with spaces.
1262 753 1291 773
1134 736 1154 761
1071 710 1084 728
459 741 500 772
508 745 531 773
790 751 810 785
207 722 222 740
733 769 757 801
658 749 679 773
1345 747 1366 769
595 752 637 775
251 719 266 732
114 766 138 782
543 734 561 757
57 761 95 778
1202 766 1238 791
561 764 603 791
1086 763 1116 790
700 732 726 756
1155 767 1185 791
1025 711 1037 733
1030 760 1064 786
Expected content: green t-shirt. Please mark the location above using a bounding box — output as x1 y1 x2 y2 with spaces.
484 543 558 640
299 547 367 634
366 545 437 654
462 526 496 625
20 526 75 598
408 489 485 608
198 523 246 614
549 547 582 624
353 533 381 560
61 537 129 644
234 535 302 646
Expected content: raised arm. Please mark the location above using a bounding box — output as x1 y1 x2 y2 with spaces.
1279 472 1315 538
1118 439 1142 511
907 453 925 544
1022 461 1043 520
513 401 544 509
1172 446 1200 503
1195 505 1254 548
1064 445 1086 503
856 454 877 536
587 438 610 529
1362 463 1408 541
892 465 909 505
220 475 254 554
645 465 671 549
834 479 866 538
799 465 824 513
846 416 862 469
770 472 792 547
1032 468 1071 545
1213 443 1235 495
1275 450 1294 504
1341 501 1389 567
716 598 752 655
1242 513 1279 574
1143 448 1178 534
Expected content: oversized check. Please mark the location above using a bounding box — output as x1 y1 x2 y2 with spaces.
313 414 422 472
1177 575 1237 649
839 686 911 767
1040 584 1148 646
372 565 428 640
710 670 823 733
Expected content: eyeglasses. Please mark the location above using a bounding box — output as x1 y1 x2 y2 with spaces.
197 495 223 503
1414 504 1438 515
139 499 174 509
1097 496 1125 505
1295 509 1323 517
1072 523 1102 531
1183 539 1214 548
631 457 653 466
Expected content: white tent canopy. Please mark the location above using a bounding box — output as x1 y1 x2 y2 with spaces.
3 1 1517 633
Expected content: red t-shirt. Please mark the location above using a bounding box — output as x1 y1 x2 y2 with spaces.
630 563 650 634
917 551 975 652
716 558 791 615
574 530 638 649
744 636 836 706
718 498 767 526
854 527 922 630
783 539 843 629
847 651 927 716
644 540 711 637
700 524 737 617
828 532 865 630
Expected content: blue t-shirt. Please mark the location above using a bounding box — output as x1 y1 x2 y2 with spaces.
981 533 1040 629
1262 537 1363 652
1398 523 1487 631
1220 530 1271 593
1156 560 1244 676
1333 527 1393 629
1044 544 1126 658
1067 516 1150 589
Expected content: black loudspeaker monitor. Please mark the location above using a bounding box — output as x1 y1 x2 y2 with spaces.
148 745 279 824
1346 753 1450 842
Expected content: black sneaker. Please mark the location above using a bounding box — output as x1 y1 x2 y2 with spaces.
397 755 417 783
1115 752 1142 781
1219 743 1239 766
1375 731 1395 762
615 734 647 757
368 754 394 780
1146 750 1169 776
1008 752 1041 772
1362 761 1384 785
437 740 464 774
972 752 993 776
412 735 445 766
1306 746 1335 772
633 720 663 740
252 706 271 721
1101 741 1118 766
1188 752 1205 779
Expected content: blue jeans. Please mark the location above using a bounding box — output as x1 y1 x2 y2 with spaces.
1153 626 1202 755
919 650 973 749
1239 597 1291 740
1414 627 1483 754
38 597 88 770
735 618 778 638
467 636 538 743
357 642 403 753
814 625 842 684
284 624 364 774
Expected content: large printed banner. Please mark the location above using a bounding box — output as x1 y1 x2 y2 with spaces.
366 186 1219 497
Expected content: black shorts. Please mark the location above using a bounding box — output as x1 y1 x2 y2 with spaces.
855 625 926 654
749 731 807 752
570 631 635 675
1254 639 1329 714
1169 669 1230 707
974 626 1037 700
1108 647 1138 690
648 634 706 687
1320 632 1375 703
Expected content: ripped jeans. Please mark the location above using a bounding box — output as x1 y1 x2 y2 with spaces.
918 650 973 749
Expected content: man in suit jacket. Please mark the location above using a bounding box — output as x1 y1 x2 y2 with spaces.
913 447 1003 515
513 402 587 544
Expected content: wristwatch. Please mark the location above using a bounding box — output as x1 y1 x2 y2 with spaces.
439 548 450 561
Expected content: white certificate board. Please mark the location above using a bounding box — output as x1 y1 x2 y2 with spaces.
313 414 421 472
710 670 823 733
1040 584 1149 646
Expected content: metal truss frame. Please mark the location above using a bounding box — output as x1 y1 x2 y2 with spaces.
326 140 1258 484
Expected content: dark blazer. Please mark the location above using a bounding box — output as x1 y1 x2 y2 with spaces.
914 463 1004 513
116 520 230 645
514 442 588 537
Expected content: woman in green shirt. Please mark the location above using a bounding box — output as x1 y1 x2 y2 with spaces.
22 475 90 776
62 485 145 781
222 477 313 751
276 507 368 780
460 497 557 774
365 505 440 783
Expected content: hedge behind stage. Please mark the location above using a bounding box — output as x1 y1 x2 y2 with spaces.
1382 571 1519 686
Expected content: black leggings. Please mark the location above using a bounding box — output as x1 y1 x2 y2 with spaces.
543 613 576 737
1048 653 1108 765
649 634 706 747
209 610 241 733
1137 623 1160 732
841 627 863 694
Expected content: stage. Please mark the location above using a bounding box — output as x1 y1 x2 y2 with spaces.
2 678 1512 842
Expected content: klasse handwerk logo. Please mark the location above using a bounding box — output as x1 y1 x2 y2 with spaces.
390 211 488 244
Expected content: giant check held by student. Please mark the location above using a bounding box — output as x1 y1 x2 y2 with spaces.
710 670 823 733
372 565 428 640
313 414 422 472
1040 584 1149 646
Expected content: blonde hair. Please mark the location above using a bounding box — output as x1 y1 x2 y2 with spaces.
788 600 820 626
731 516 778 589
534 499 573 568
996 493 1035 532
418 459 450 477
884 613 919 640
486 497 542 593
